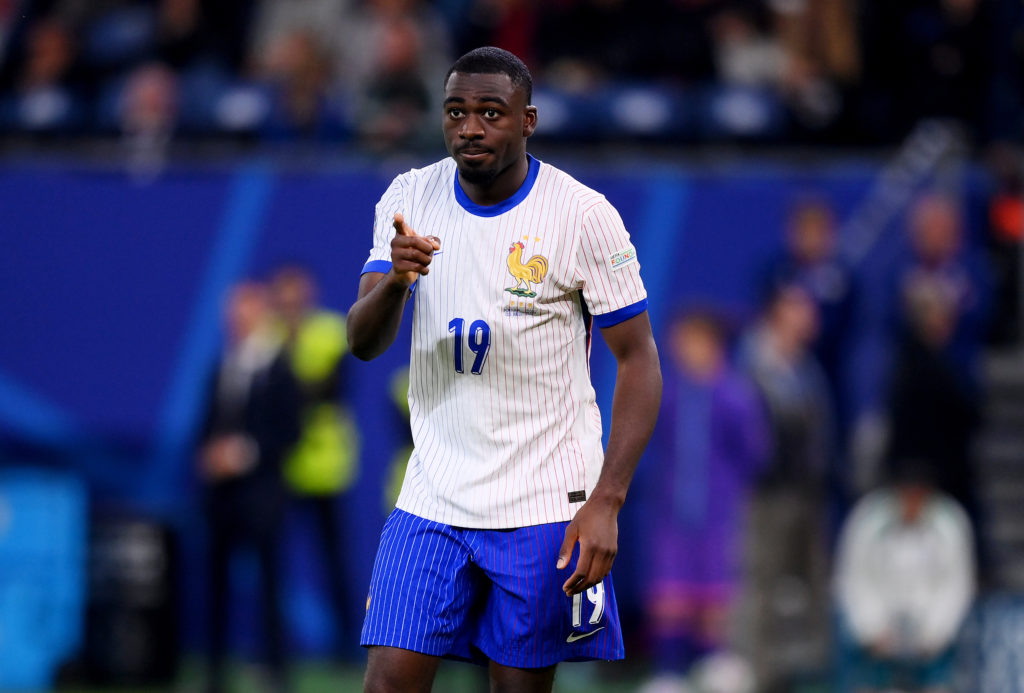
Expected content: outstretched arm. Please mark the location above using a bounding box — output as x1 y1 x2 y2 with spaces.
347 213 441 361
558 310 661 595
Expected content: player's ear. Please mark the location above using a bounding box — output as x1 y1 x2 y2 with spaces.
523 105 538 137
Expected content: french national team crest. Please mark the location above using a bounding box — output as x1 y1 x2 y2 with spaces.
504 240 549 298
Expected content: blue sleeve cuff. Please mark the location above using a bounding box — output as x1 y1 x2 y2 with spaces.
360 259 417 295
592 299 648 328
361 259 392 275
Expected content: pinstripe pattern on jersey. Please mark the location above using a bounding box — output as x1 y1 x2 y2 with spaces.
361 509 625 666
363 156 648 528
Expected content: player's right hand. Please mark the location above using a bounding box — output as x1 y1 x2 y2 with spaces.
389 213 441 288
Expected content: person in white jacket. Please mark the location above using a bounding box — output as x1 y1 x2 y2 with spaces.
834 463 975 692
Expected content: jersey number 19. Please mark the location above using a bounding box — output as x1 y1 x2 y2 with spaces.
449 318 491 375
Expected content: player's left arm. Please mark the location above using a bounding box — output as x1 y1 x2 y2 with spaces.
558 310 661 595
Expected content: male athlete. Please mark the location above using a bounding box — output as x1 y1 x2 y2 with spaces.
347 47 662 693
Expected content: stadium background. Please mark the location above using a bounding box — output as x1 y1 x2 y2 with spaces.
1 0 1023 691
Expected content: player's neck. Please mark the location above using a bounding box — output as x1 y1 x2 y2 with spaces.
458 155 530 207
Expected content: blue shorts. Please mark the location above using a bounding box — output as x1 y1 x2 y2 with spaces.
360 509 625 668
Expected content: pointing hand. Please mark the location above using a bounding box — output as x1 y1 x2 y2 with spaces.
390 213 441 288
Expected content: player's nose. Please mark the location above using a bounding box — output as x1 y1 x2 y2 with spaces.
459 115 484 138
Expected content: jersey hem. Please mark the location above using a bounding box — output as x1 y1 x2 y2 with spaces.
393 501 576 530
592 298 649 328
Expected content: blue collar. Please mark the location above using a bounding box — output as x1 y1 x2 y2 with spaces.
453 155 540 217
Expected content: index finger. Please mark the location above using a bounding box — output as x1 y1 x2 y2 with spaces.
393 212 416 237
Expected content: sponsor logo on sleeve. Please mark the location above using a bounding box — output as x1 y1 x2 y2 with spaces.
608 246 637 271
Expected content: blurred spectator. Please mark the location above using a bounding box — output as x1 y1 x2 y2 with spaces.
17 16 75 88
833 464 975 693
708 2 785 90
270 264 358 660
639 309 768 693
5 17 83 132
761 196 856 421
244 0 349 138
737 283 833 693
852 192 990 496
740 284 833 489
891 192 992 392
247 0 350 60
771 0 859 136
253 29 336 138
196 281 301 693
884 274 983 566
118 61 178 175
338 0 451 150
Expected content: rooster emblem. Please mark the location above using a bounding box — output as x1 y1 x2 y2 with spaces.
505 241 549 298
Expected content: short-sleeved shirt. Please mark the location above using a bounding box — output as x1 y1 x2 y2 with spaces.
362 155 647 528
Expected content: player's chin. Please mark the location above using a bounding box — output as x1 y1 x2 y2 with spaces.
458 162 498 186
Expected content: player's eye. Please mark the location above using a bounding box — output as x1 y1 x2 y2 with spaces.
448 108 464 118
484 109 499 118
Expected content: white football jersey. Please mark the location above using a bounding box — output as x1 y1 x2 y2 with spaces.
362 155 648 528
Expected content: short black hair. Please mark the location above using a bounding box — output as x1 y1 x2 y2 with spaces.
445 46 532 104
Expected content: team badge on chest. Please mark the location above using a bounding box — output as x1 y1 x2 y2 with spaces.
505 240 548 298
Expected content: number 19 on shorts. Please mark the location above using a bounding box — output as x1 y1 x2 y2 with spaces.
571 581 606 627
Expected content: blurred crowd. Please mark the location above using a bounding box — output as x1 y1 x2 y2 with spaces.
197 266 356 693
0 0 1021 151
636 191 998 693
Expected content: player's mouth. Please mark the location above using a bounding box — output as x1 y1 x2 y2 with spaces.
458 146 492 162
